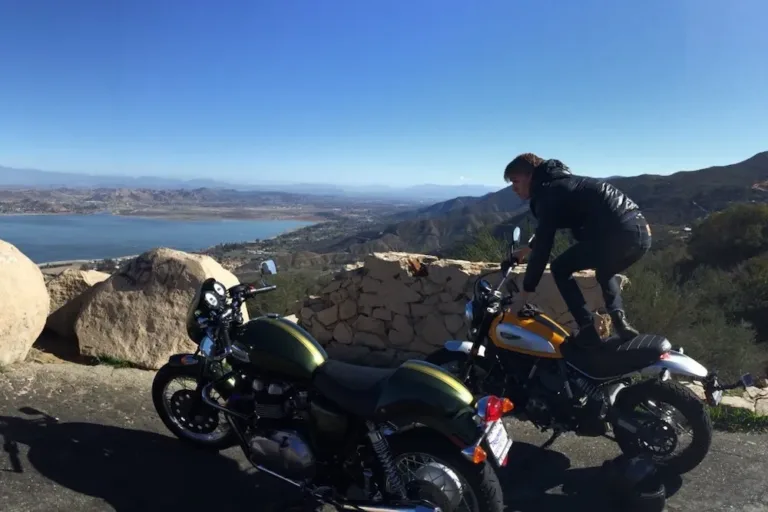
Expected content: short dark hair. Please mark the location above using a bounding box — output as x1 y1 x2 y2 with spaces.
504 153 544 182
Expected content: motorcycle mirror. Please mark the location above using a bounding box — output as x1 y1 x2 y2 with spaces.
512 226 521 245
260 259 277 276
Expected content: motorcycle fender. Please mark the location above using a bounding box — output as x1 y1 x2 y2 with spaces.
444 340 486 358
167 353 202 367
165 353 236 392
375 360 480 447
385 409 486 449
637 351 708 379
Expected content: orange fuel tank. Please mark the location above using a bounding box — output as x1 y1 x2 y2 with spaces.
488 310 569 359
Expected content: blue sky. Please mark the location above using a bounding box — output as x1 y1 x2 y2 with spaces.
0 0 766 186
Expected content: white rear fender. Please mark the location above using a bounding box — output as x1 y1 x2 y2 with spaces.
443 340 486 358
637 350 708 379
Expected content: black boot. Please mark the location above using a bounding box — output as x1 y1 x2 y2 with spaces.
572 323 603 349
610 310 640 341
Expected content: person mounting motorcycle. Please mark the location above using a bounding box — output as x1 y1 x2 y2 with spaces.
501 153 652 347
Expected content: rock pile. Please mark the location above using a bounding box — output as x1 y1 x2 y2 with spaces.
297 252 619 367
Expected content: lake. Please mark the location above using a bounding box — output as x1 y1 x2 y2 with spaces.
0 214 315 263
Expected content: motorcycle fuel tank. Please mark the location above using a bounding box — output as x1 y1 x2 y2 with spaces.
232 316 328 381
489 311 568 359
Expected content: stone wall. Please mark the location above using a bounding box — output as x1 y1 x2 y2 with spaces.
298 252 625 367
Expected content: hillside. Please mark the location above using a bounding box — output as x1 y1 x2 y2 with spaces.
0 165 499 202
317 151 768 256
609 151 768 225
0 186 416 220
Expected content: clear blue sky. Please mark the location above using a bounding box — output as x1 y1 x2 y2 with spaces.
1 0 766 186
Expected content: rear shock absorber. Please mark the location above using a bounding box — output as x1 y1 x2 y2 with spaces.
366 421 406 499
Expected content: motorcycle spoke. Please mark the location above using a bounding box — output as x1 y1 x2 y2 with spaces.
630 400 694 458
161 375 231 442
394 453 478 512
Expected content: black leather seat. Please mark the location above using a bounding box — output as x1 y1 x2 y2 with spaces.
312 360 396 417
561 334 672 379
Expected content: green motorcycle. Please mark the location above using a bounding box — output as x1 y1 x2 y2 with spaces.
151 259 510 512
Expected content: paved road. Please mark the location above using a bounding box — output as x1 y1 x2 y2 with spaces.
1 362 767 512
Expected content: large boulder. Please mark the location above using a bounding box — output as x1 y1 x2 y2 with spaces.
75 248 248 369
45 269 111 340
0 239 50 365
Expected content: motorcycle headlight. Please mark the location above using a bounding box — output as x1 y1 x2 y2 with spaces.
464 300 474 322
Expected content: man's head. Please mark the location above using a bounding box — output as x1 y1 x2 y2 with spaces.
503 152 544 200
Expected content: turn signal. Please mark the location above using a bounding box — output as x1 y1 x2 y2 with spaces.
471 446 487 464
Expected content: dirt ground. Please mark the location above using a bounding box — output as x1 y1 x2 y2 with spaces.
1 361 767 512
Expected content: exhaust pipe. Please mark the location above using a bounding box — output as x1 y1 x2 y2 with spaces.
254 464 441 512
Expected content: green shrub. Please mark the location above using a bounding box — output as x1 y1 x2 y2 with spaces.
244 269 333 317
687 203 768 268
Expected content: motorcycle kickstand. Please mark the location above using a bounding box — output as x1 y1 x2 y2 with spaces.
518 429 564 470
540 429 563 451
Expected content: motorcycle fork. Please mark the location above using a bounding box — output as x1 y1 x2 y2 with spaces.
461 316 495 382
188 357 220 418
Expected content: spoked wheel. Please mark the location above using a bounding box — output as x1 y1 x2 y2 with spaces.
151 363 238 450
386 429 505 512
613 379 712 475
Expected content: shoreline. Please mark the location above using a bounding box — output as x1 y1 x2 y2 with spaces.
0 210 327 223
34 218 326 268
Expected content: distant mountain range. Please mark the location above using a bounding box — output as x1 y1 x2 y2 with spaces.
0 165 501 202
309 151 768 255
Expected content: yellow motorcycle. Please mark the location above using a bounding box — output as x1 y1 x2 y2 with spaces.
426 226 753 475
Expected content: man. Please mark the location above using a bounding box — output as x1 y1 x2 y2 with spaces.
502 153 652 346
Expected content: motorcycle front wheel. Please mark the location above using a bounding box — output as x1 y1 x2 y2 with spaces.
151 362 238 451
612 378 713 475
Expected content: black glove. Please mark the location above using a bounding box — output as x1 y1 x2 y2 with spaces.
500 259 512 274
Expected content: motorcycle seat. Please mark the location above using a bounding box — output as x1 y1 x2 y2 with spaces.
312 359 396 417
561 334 672 379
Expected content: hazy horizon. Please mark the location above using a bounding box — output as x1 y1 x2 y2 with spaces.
1 1 766 187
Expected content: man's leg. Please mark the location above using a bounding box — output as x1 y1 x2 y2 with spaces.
595 221 652 340
549 241 604 345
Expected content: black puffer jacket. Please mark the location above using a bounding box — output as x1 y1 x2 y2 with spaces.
522 159 641 293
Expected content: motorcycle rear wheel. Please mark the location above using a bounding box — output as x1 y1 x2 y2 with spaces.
386 428 505 512
612 378 713 475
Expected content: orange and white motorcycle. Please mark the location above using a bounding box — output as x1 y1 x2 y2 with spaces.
426 226 753 475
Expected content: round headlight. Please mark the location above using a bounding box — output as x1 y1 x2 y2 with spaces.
464 300 474 322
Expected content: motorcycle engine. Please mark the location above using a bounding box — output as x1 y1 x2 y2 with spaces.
247 377 315 481
524 367 573 429
248 429 316 481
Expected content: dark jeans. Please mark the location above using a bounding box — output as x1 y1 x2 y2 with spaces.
550 215 652 328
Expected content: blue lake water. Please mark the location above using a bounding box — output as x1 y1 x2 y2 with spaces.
0 214 315 263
